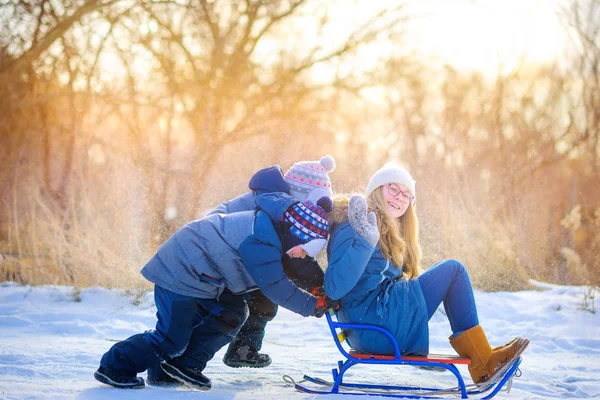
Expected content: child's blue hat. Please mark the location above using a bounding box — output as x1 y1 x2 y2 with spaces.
283 197 333 257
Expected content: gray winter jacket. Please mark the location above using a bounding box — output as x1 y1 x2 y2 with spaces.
141 210 257 299
141 192 317 316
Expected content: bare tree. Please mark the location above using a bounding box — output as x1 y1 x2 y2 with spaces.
90 0 409 244
562 0 600 184
1 0 410 249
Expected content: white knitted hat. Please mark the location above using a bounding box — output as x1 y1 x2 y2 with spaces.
365 163 416 204
284 155 336 203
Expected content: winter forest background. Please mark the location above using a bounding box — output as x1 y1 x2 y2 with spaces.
0 0 599 306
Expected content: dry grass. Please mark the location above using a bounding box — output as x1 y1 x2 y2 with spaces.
2 151 596 294
418 171 532 292
0 173 534 292
1 169 152 292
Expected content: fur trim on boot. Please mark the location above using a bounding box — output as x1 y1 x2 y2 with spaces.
492 337 519 352
450 325 529 384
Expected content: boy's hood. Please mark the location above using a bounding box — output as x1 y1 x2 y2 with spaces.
249 166 289 194
256 192 298 222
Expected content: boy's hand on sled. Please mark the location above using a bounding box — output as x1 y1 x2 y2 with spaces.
348 195 379 247
312 293 340 318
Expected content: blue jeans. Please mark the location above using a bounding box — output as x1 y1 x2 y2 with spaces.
417 259 479 337
101 285 248 377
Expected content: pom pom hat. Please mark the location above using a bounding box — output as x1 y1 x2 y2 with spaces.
365 163 416 205
284 155 336 204
283 196 332 258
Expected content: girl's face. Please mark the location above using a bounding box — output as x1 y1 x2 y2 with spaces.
381 183 413 219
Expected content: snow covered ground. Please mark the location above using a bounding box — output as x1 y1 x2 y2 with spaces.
0 280 598 400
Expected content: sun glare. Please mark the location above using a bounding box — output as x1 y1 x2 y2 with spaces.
302 0 567 85
404 0 566 75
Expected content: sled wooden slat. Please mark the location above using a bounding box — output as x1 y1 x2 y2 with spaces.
348 350 471 364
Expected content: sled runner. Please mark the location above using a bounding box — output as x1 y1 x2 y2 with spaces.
288 311 522 399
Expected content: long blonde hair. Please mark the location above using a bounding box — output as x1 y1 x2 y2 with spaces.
367 187 422 279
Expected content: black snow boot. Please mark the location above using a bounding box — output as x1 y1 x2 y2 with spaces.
160 360 211 391
94 366 145 389
146 365 183 387
223 339 272 368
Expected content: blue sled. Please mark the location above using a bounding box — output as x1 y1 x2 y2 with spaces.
293 312 522 399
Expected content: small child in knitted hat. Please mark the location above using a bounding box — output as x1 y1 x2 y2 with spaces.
202 157 335 372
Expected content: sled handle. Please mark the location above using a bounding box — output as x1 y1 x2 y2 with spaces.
325 312 402 360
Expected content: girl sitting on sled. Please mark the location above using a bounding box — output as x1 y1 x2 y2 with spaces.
324 163 529 384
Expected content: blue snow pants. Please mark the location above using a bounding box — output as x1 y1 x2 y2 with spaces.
100 285 248 377
417 259 479 337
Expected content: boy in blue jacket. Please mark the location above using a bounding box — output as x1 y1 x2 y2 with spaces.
94 192 337 391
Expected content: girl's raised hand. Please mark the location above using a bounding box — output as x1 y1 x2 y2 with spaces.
348 195 380 247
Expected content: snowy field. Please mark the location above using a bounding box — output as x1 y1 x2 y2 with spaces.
0 280 598 400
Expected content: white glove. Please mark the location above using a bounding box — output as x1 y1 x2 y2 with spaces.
348 195 380 247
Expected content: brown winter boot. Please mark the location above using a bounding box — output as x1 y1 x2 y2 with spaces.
492 337 519 352
449 325 529 384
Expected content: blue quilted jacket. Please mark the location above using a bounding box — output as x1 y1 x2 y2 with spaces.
324 218 429 355
142 192 317 317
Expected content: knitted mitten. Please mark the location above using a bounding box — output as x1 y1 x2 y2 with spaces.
348 195 380 247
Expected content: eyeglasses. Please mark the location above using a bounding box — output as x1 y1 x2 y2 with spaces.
386 184 414 204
